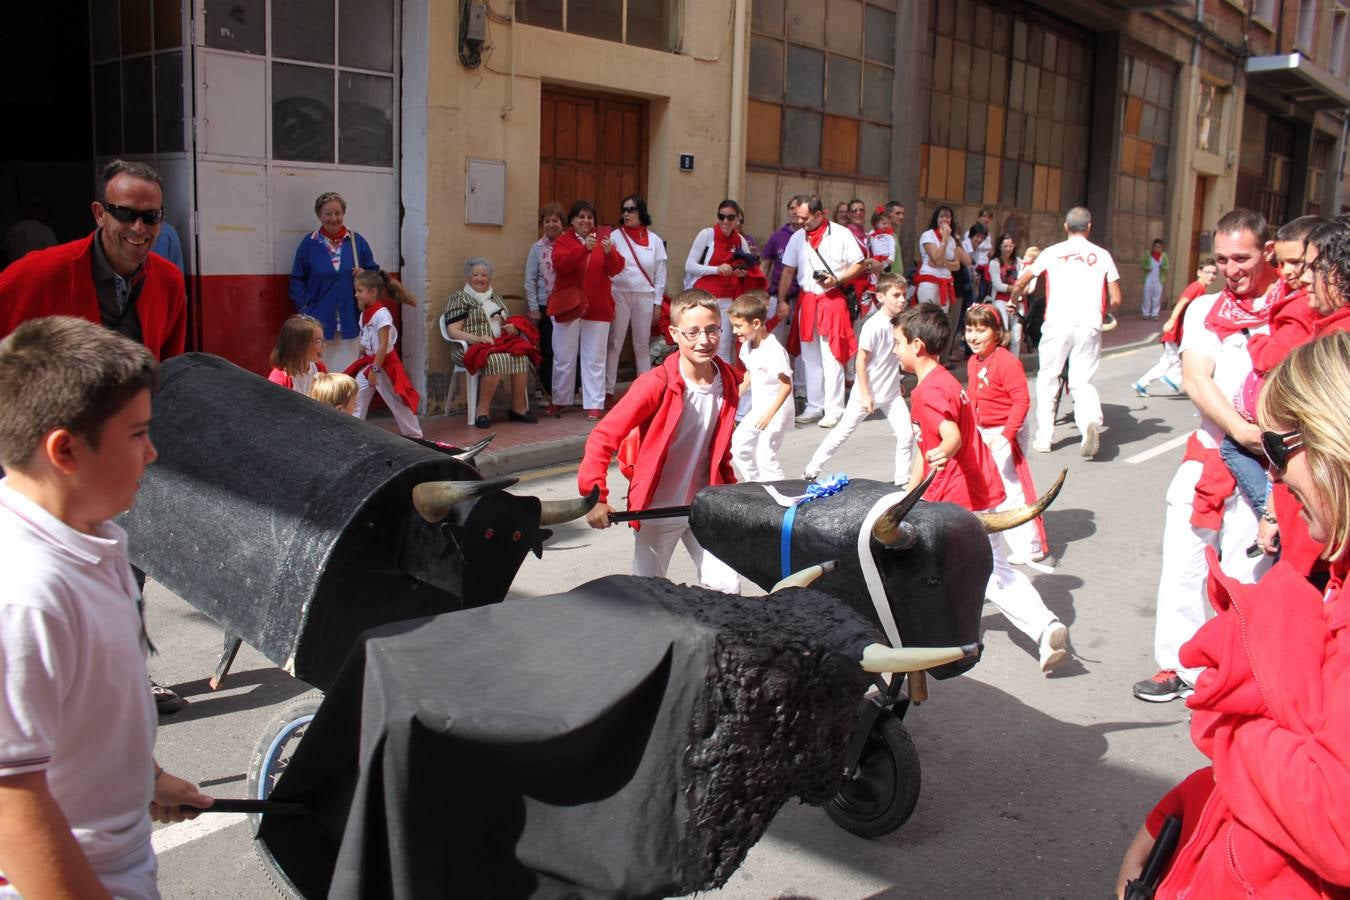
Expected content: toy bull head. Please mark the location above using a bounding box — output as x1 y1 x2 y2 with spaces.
121 354 595 691
690 471 1064 680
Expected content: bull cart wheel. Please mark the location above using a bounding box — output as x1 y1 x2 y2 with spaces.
824 710 920 838
246 696 320 898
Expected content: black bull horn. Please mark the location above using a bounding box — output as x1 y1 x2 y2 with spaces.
974 468 1067 534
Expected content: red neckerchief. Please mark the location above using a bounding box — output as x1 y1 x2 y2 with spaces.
320 225 349 246
622 225 649 246
805 220 829 251
360 300 388 326
870 224 893 235
1204 281 1275 341
1151 250 1162 262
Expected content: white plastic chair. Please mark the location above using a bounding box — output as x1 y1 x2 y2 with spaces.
439 313 480 424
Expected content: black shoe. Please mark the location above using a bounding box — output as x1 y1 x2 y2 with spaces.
151 680 186 715
474 415 491 429
508 410 538 424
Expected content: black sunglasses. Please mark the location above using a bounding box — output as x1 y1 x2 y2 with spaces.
621 205 639 213
717 212 737 221
1261 428 1303 472
103 203 166 226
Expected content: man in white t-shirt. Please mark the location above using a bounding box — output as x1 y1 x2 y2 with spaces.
1133 209 1277 702
776 195 865 428
1010 206 1121 457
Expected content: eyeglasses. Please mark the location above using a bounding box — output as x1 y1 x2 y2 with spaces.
717 212 737 222
621 205 639 213
102 203 166 226
676 326 722 341
1261 428 1303 472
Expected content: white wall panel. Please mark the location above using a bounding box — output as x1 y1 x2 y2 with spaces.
200 51 267 159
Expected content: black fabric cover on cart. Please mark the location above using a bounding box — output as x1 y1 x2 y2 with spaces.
257 575 878 899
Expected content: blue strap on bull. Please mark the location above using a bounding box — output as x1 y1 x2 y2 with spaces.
779 474 850 579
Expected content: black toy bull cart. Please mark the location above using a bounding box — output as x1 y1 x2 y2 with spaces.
128 355 1063 897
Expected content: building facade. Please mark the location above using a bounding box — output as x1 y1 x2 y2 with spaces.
14 0 1346 410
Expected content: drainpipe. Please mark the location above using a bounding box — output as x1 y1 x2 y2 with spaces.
727 0 747 201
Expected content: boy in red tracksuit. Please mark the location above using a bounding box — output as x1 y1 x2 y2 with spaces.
580 289 741 593
894 304 1069 673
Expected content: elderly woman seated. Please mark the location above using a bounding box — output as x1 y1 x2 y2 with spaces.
443 257 541 428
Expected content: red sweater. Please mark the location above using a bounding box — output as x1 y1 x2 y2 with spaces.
966 347 1030 442
578 353 739 514
0 234 186 360
910 366 1004 510
550 229 625 323
1316 305 1350 337
1248 283 1322 375
1146 554 1350 899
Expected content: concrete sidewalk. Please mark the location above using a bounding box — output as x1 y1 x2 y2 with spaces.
376 315 1162 476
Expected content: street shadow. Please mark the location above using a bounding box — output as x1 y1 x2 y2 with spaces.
1041 507 1097 555
157 666 311 726
749 677 1191 899
1094 403 1167 461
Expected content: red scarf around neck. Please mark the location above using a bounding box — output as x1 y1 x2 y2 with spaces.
1205 283 1274 341
622 225 649 246
805 220 830 250
320 225 349 244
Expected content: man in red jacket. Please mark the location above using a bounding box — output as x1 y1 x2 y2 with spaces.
0 159 185 361
0 159 188 714
580 289 740 593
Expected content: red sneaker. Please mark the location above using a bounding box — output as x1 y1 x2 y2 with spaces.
585 408 603 421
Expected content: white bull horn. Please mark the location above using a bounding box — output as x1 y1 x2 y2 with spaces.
451 435 494 463
539 485 601 525
411 476 520 523
872 470 936 548
771 560 837 592
859 643 980 673
975 468 1066 534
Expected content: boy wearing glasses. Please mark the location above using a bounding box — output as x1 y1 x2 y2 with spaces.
0 160 185 362
579 289 740 593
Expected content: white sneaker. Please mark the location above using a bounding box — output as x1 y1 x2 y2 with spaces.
1039 621 1069 674
795 411 823 425
1081 423 1101 458
1032 439 1052 453
818 416 840 428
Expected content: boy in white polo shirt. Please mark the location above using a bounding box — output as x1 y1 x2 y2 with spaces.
0 317 209 899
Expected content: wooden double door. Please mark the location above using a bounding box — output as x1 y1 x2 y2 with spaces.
540 88 647 227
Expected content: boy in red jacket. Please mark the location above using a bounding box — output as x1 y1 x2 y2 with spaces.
895 304 1069 673
580 289 741 593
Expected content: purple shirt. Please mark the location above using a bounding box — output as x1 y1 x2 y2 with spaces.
762 222 798 300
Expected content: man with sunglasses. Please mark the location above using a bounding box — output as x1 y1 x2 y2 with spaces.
0 159 185 362
1134 208 1276 703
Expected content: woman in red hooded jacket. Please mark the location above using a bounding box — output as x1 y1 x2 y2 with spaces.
1116 330 1350 899
547 199 624 421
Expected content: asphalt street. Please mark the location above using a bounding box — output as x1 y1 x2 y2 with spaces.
146 339 1214 899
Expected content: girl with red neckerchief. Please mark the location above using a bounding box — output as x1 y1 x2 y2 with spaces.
347 269 422 437
683 199 767 363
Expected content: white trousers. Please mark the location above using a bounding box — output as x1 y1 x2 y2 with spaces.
633 518 740 593
805 388 912 483
1137 343 1182 389
799 335 846 420
323 336 363 374
1035 322 1102 446
716 297 735 362
978 424 1043 560
1142 278 1163 318
731 414 789 482
606 289 655 393
984 522 1057 643
552 318 610 409
1153 458 1269 682
354 368 423 437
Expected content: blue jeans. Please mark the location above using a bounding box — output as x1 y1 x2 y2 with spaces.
1220 436 1269 515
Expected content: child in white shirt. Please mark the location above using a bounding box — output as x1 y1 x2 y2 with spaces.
0 317 209 899
805 273 914 483
728 291 793 481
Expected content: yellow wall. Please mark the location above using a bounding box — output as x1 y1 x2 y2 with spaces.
420 0 739 406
